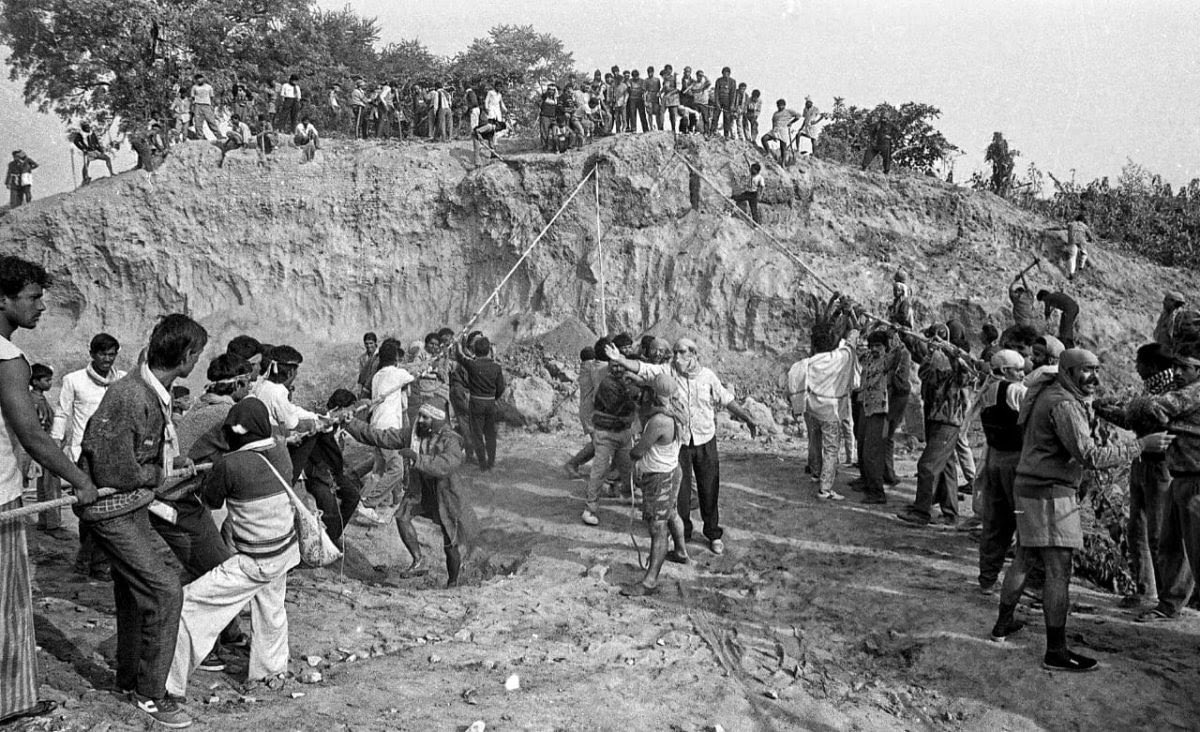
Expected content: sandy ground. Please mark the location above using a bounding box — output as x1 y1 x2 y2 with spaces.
13 427 1200 732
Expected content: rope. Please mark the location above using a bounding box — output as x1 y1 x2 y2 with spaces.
0 464 214 522
595 166 606 334
670 149 979 366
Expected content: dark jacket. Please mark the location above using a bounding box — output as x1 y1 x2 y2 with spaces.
459 355 505 400
592 370 638 432
77 373 166 522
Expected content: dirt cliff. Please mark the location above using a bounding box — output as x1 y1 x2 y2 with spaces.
0 133 1193 395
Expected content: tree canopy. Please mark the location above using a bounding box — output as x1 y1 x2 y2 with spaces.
816 98 959 174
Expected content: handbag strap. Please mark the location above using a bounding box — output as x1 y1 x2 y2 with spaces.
253 453 302 506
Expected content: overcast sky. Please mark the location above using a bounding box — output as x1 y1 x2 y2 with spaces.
4 0 1197 196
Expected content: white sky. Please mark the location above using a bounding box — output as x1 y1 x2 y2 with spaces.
4 0 1198 195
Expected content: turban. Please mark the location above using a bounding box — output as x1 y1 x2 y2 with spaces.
418 403 446 421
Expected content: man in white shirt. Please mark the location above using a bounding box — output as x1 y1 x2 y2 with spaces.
278 73 302 133
294 116 320 163
357 340 413 523
51 332 125 578
605 339 759 556
788 305 862 501
189 73 223 141
250 345 319 433
731 162 765 224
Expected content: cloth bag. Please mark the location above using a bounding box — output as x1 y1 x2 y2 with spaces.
257 454 343 567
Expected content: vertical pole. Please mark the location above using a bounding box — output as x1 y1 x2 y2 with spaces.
595 165 606 335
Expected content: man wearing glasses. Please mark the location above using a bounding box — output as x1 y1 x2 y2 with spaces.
605 339 758 555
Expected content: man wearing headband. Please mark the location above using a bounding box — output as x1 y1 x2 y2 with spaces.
1127 343 1200 623
151 353 256 675
976 349 1028 594
250 344 320 433
341 402 479 587
990 348 1169 672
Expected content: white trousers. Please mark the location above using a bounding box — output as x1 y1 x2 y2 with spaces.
166 543 300 696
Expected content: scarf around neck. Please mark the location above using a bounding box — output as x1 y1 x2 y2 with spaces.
140 362 180 473
86 362 121 388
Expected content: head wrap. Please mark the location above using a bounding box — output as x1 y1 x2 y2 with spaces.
990 349 1025 371
648 372 678 399
1058 348 1098 371
418 403 446 421
1166 290 1186 305
223 398 272 448
1036 335 1065 358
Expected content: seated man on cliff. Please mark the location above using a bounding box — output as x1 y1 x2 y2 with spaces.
340 403 479 587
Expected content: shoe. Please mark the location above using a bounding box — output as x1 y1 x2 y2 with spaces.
90 566 113 582
133 694 192 729
198 651 226 672
222 632 251 650
896 511 931 526
580 510 599 526
817 489 845 501
353 505 382 525
709 539 725 556
860 494 887 505
979 583 997 596
1135 607 1178 623
1042 649 1099 673
38 526 74 540
989 618 1024 642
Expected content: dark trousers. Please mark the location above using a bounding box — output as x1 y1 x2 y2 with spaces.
909 421 961 520
861 142 892 174
277 98 299 132
1154 476 1200 615
860 413 890 499
1057 304 1080 348
678 438 722 541
884 394 908 484
150 498 242 645
732 191 760 223
626 98 648 133
1128 457 1171 600
714 104 735 137
88 507 183 699
352 105 368 138
307 463 361 543
470 398 498 470
36 472 62 530
978 448 1021 587
76 522 109 572
451 391 475 461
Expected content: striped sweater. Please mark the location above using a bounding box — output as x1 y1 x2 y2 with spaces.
202 439 296 558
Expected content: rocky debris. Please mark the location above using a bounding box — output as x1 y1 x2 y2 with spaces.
499 376 557 426
742 397 780 436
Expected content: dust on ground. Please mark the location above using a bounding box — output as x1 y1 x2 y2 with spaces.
16 427 1200 732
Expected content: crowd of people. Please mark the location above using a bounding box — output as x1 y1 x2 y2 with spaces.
1 237 1198 727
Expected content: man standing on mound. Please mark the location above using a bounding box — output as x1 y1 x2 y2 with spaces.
989 348 1170 672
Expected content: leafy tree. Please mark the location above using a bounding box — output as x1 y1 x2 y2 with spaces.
816 99 959 174
0 0 375 127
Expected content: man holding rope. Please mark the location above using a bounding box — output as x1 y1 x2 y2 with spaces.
0 256 101 726
77 313 208 728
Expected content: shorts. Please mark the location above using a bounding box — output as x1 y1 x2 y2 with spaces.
1014 494 1083 549
636 467 681 522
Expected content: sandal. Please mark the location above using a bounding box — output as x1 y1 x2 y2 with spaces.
0 700 58 724
666 550 690 565
1135 607 1177 623
619 583 660 597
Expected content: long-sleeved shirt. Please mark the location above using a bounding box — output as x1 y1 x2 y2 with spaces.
859 342 911 417
591 371 639 432
641 362 736 446
77 369 171 521
370 365 414 431
713 76 737 106
51 367 127 458
251 380 319 431
459 356 505 400
1154 307 1182 347
577 360 600 431
1015 380 1140 497
203 439 296 558
918 350 973 426
788 336 860 422
1138 379 1200 475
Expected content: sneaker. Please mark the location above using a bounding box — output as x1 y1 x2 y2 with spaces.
580 510 599 526
989 618 1024 642
979 583 997 596
1042 649 1099 673
817 489 845 501
353 505 382 525
709 539 725 556
133 694 193 729
198 650 226 672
